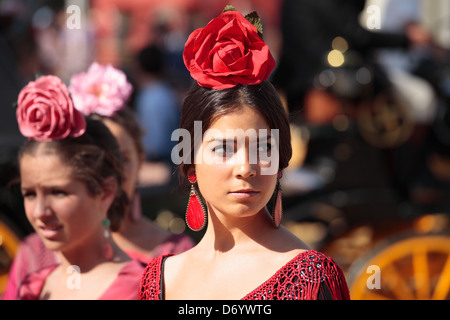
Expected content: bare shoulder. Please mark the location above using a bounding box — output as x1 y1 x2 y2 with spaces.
269 225 311 251
162 246 195 275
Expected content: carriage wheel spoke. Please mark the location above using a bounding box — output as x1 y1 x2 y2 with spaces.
431 254 450 300
412 245 430 299
383 264 415 300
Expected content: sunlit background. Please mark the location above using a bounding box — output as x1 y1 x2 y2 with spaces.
1 0 450 300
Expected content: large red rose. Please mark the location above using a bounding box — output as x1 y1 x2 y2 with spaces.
16 75 86 141
183 10 275 89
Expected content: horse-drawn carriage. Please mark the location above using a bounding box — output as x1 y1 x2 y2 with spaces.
280 45 450 299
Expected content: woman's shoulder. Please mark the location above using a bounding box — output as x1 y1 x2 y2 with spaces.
138 254 172 300
151 233 195 257
289 250 343 272
17 264 58 300
99 259 146 300
244 250 350 300
280 250 348 282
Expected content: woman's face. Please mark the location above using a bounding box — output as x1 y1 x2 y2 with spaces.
194 106 277 222
102 118 142 201
20 150 112 252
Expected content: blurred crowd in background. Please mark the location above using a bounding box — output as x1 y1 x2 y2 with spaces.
2 0 450 299
0 0 449 144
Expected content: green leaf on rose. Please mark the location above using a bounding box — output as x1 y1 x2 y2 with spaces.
223 5 237 12
245 11 263 38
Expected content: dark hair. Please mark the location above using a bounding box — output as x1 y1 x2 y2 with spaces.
92 107 145 158
18 118 128 232
178 80 292 179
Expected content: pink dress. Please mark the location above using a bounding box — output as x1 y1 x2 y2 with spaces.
17 259 144 300
2 232 194 300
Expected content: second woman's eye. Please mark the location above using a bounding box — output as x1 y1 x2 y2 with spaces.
22 191 36 199
52 189 68 197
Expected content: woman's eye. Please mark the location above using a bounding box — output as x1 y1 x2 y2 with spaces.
258 142 272 153
212 144 233 156
52 190 67 197
22 191 36 199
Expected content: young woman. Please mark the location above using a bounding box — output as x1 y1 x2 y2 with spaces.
69 62 194 261
97 108 194 262
3 64 193 299
139 7 350 300
13 75 144 299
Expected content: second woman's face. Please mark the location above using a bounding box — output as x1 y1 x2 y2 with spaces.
194 106 277 221
20 151 112 252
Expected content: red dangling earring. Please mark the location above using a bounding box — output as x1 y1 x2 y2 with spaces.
185 173 207 231
271 171 283 228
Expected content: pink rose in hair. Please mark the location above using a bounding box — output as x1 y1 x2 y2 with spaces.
69 62 133 116
16 75 86 141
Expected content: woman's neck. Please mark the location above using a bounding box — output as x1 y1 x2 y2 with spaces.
199 207 276 254
57 238 129 272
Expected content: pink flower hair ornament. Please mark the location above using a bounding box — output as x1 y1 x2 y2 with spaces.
69 62 133 117
16 75 86 142
183 5 275 90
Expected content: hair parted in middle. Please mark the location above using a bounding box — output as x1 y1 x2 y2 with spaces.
178 81 292 179
178 5 291 180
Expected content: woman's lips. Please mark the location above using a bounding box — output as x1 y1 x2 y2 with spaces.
229 189 259 198
38 224 63 239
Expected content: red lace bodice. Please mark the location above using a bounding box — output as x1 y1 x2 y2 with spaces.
138 250 350 300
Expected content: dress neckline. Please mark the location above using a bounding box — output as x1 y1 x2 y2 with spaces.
22 259 141 300
159 249 316 300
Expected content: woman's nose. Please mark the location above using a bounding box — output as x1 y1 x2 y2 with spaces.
32 195 52 220
233 148 257 179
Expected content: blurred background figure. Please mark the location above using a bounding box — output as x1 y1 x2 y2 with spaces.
363 0 437 127
272 0 432 117
133 44 181 164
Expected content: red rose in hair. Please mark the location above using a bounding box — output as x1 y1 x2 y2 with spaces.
16 75 86 141
183 10 275 89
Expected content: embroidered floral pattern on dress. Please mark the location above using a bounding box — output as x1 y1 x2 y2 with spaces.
138 250 350 300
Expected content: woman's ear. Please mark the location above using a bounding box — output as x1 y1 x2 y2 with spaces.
99 176 118 212
186 166 195 178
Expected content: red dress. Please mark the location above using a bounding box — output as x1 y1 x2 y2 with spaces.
139 250 350 300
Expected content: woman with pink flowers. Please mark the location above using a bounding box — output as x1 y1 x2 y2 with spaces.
9 75 144 299
139 6 350 300
69 63 194 263
3 64 193 299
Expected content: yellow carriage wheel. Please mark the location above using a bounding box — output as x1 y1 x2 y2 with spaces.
0 219 21 295
348 234 450 300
